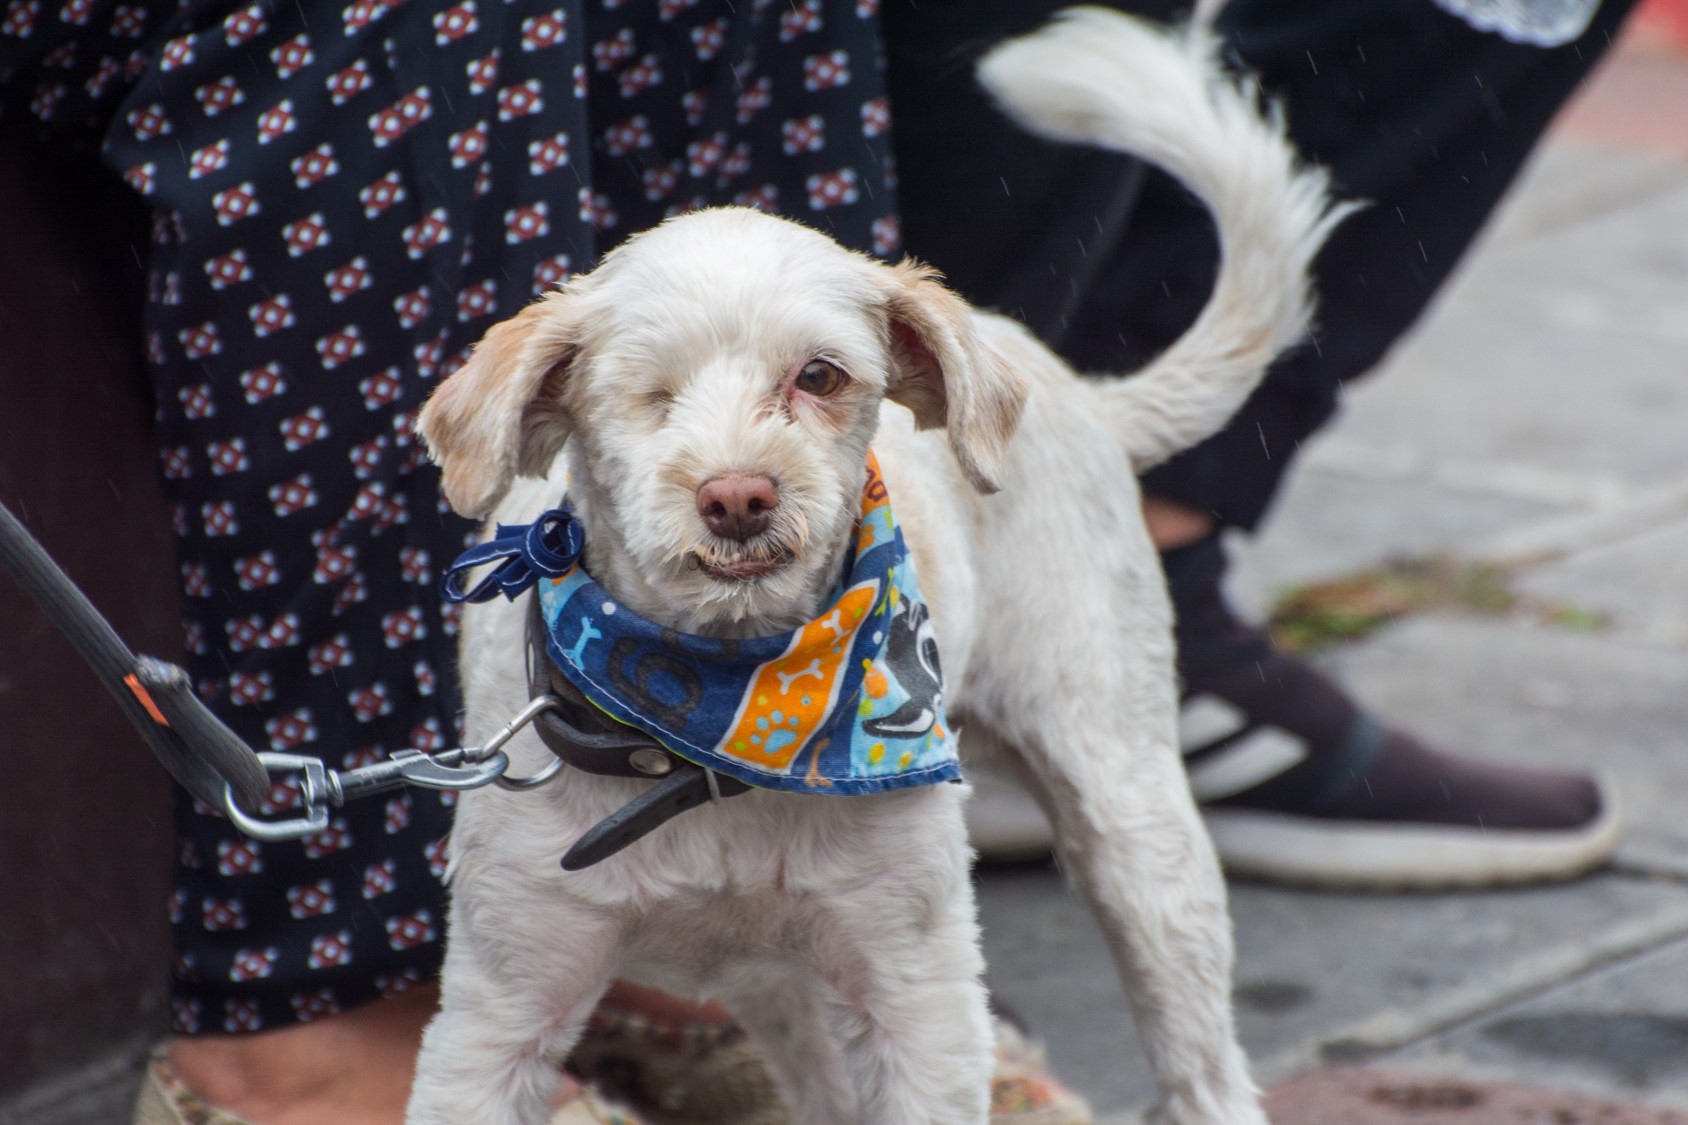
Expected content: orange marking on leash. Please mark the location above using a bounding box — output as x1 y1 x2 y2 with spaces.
124 673 171 727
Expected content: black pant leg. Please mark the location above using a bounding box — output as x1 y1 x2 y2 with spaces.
887 0 1637 530
1137 0 1640 528
883 0 1187 343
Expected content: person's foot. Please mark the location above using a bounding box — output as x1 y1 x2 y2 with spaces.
146 983 618 1125
157 984 441 1125
1166 532 1622 889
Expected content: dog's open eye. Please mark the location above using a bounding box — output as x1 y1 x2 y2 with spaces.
794 359 846 398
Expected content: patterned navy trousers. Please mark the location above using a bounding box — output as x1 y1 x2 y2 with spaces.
4 0 897 1033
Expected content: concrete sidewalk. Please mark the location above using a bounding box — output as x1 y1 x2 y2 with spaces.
974 24 1688 1124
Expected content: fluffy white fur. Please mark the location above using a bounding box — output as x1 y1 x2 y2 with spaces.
407 10 1346 1125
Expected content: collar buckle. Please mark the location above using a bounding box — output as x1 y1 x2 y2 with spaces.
523 600 750 868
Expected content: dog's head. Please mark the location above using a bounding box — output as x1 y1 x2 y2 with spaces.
419 207 1027 633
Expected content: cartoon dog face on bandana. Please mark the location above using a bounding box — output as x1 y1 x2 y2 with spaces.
862 597 941 741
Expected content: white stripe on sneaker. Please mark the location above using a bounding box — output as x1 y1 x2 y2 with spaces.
1185 724 1309 803
1178 692 1249 748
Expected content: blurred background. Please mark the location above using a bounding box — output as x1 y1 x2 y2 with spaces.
2 2 1687 1123
980 3 1688 1121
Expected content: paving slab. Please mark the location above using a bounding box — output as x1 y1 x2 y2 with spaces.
1392 938 1688 1109
1263 1065 1688 1124
1557 35 1688 159
978 607 1688 1115
1477 173 1688 323
1324 614 1688 860
1309 297 1688 500
1224 153 1688 614
975 863 1688 1117
1516 516 1688 650
1484 143 1688 250
1314 172 1688 484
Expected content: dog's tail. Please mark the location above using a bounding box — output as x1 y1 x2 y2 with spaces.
977 7 1355 471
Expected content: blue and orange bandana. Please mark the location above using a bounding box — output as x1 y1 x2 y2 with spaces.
442 454 961 796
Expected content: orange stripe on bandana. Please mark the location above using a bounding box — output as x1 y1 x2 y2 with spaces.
714 580 880 772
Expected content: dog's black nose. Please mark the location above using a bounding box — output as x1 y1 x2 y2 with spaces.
696 475 778 542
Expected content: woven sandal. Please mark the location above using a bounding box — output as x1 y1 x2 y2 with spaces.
130 1048 253 1125
568 1010 1091 1125
990 1019 1093 1125
131 1043 643 1125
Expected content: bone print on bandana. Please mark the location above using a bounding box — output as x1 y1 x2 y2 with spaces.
5 0 897 1032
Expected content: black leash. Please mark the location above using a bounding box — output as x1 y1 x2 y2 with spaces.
0 497 750 868
0 499 271 812
0 496 523 828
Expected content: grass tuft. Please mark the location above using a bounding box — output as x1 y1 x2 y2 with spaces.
1267 555 1608 653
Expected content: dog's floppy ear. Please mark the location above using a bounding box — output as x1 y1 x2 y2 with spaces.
418 287 580 519
882 261 1028 494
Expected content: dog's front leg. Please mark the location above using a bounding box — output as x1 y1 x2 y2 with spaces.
814 822 995 1125
406 909 620 1125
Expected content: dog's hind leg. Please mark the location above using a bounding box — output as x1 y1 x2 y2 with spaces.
966 471 1264 1124
980 680 1264 1125
406 916 618 1125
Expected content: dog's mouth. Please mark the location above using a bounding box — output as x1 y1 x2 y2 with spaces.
688 547 795 583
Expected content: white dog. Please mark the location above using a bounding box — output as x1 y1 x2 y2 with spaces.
408 9 1345 1124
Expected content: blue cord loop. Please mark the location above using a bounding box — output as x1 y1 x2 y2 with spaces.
441 506 584 603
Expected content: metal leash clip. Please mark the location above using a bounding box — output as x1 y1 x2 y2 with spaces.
220 696 569 842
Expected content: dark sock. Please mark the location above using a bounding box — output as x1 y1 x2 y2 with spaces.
1163 534 1603 831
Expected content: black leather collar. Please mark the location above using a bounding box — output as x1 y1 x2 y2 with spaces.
525 599 748 869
